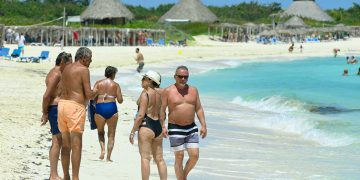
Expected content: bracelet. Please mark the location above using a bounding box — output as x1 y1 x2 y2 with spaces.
130 132 135 136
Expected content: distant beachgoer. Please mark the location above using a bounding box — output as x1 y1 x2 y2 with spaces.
346 56 350 64
343 69 348 76
16 33 25 56
41 52 72 180
350 56 358 64
58 47 97 180
333 48 340 58
93 66 123 161
6 28 13 44
288 43 294 53
135 48 144 73
129 70 167 180
161 66 207 180
357 68 360 75
73 31 79 46
300 44 303 53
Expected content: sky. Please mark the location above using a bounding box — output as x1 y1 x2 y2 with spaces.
120 0 358 10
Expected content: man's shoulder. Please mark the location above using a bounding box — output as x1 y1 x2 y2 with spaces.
165 84 175 90
47 67 61 78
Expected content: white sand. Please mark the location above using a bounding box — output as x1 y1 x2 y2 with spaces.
0 36 359 179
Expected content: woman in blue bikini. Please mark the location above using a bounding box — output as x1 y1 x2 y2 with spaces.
129 70 167 180
93 66 123 161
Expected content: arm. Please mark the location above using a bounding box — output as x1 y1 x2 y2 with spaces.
41 74 60 125
195 88 207 138
92 80 100 100
82 69 97 100
129 92 148 144
160 88 169 137
116 83 123 104
136 89 146 105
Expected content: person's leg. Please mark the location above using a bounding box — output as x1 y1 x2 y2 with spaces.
137 64 141 73
183 148 199 178
61 132 71 180
70 132 83 180
152 136 167 180
140 62 145 72
106 113 118 162
174 151 185 180
95 114 106 160
138 128 154 180
49 134 62 180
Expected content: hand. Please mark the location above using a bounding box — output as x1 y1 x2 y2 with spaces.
162 127 168 138
129 133 135 144
200 126 207 139
41 113 48 126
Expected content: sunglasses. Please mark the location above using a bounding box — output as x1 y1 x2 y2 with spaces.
176 75 189 79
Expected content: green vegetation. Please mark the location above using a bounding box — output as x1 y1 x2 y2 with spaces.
209 2 282 24
327 3 360 25
0 1 359 41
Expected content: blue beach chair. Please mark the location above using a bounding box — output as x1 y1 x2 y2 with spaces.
0 48 10 60
147 38 153 46
158 39 165 46
4 48 21 61
27 51 50 63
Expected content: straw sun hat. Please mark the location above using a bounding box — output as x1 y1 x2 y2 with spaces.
143 70 161 85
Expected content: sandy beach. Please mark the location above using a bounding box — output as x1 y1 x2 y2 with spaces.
0 36 360 179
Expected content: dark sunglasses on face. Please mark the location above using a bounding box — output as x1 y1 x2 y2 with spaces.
176 75 189 79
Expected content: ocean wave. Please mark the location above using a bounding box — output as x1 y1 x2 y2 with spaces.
228 113 356 147
230 96 308 113
227 96 356 147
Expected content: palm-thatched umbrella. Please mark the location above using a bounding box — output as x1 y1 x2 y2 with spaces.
283 0 333 22
159 0 218 23
81 0 134 24
259 29 278 36
334 24 350 32
284 16 308 28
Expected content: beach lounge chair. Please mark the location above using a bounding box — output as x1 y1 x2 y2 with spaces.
146 38 153 46
158 39 165 46
4 48 21 61
30 51 50 63
0 47 10 60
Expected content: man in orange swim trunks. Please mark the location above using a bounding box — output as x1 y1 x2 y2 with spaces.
58 47 97 180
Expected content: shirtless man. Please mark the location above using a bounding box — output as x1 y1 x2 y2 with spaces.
41 52 72 180
135 48 144 73
161 66 207 180
58 47 97 180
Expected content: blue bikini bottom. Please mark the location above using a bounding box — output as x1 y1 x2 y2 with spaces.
95 102 118 120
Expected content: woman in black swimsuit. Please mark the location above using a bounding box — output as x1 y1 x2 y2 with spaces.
129 70 167 180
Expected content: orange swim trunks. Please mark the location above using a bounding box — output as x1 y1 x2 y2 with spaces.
58 99 86 133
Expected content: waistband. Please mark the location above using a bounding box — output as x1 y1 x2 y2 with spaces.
168 122 196 129
96 101 117 105
48 105 58 108
59 99 85 108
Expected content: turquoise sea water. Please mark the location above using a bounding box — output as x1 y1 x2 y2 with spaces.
118 57 360 179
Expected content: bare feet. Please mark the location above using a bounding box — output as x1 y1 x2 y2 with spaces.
106 157 113 162
99 151 105 160
49 176 63 180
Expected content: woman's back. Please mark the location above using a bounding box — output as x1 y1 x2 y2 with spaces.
145 88 162 120
96 79 119 103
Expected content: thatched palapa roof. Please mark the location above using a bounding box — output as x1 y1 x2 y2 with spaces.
159 0 218 23
283 0 333 22
81 0 134 21
284 16 307 28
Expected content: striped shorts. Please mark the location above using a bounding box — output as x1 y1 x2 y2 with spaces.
168 122 199 151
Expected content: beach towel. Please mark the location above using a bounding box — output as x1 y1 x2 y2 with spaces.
88 100 97 130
